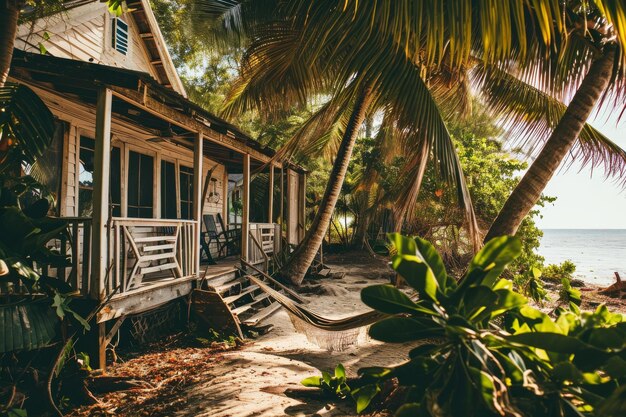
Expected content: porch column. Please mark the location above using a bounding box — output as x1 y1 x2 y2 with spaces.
298 172 306 242
279 167 284 228
268 164 274 223
88 88 111 370
193 132 203 275
91 88 112 300
242 154 250 261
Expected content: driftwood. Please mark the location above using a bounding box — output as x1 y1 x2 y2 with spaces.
598 272 626 298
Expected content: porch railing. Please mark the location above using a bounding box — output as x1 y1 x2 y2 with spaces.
108 218 197 296
248 223 280 265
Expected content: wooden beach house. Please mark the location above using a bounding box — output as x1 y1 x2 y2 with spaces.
9 0 307 366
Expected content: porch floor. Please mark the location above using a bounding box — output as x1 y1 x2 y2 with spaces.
199 256 240 282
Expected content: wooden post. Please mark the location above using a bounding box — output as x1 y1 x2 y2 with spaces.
279 167 284 228
91 88 112 301
222 168 228 228
193 133 203 276
90 88 112 370
242 154 250 261
298 172 306 242
268 165 274 223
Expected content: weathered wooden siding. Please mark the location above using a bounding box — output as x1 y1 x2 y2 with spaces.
22 84 226 222
16 3 156 78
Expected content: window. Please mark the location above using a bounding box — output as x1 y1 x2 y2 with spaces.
78 136 121 217
160 160 177 219
111 17 129 55
179 165 194 220
127 150 154 218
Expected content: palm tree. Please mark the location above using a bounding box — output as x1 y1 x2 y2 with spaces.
484 2 626 240
192 0 589 285
0 0 24 86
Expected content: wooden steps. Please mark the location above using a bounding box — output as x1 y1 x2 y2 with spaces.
193 262 286 336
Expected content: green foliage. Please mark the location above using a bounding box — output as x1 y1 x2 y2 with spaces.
522 267 549 304
543 260 577 282
558 278 582 313
0 84 88 353
355 233 626 417
301 364 351 400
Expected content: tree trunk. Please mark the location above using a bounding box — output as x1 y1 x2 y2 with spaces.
0 0 22 87
485 49 616 242
278 85 374 285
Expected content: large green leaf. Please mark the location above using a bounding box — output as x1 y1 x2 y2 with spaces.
361 284 433 315
465 236 522 287
391 255 439 302
413 236 452 291
506 332 601 354
369 316 439 343
0 300 57 353
0 83 55 172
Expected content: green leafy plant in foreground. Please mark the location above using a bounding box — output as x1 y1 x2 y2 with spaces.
354 233 626 417
301 364 351 400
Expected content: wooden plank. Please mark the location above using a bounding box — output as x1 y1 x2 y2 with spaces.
211 276 248 294
133 236 177 243
138 253 177 262
222 285 260 305
193 133 203 277
59 122 70 217
97 277 195 322
242 154 250 261
241 302 281 326
143 243 176 252
90 88 112 300
140 262 178 275
268 165 274 223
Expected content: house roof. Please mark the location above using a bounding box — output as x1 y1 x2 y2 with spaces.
127 0 187 97
10 49 305 173
19 0 186 97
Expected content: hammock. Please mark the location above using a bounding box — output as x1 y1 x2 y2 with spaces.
241 261 387 351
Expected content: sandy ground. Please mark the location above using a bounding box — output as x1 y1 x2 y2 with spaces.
71 252 625 417
72 252 412 417
177 252 412 417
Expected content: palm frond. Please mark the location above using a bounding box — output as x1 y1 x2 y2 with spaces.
474 65 626 186
0 83 55 174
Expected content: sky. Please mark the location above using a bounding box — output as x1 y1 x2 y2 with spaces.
534 110 626 230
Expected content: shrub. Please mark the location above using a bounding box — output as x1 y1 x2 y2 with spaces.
354 234 626 417
543 260 577 282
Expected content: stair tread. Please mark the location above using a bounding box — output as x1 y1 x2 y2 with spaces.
222 285 260 304
242 302 282 326
210 276 249 294
231 293 271 316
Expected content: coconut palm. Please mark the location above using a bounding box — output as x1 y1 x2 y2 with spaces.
191 0 579 284
194 0 623 282
483 1 626 240
0 0 25 86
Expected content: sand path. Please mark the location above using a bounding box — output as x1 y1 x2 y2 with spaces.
174 252 412 417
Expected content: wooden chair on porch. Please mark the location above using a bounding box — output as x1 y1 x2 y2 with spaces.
200 214 241 264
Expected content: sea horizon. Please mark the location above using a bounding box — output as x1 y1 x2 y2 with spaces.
538 229 626 286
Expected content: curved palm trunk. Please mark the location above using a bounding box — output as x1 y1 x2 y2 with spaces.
485 49 615 242
0 0 22 87
278 86 374 285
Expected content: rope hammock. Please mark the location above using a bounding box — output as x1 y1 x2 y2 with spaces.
242 262 387 351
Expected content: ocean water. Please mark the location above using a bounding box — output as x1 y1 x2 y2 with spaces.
539 229 626 286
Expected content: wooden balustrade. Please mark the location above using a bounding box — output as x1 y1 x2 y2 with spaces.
248 223 280 265
108 217 197 296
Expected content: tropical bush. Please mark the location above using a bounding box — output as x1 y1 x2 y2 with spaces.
351 234 626 417
543 261 577 282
